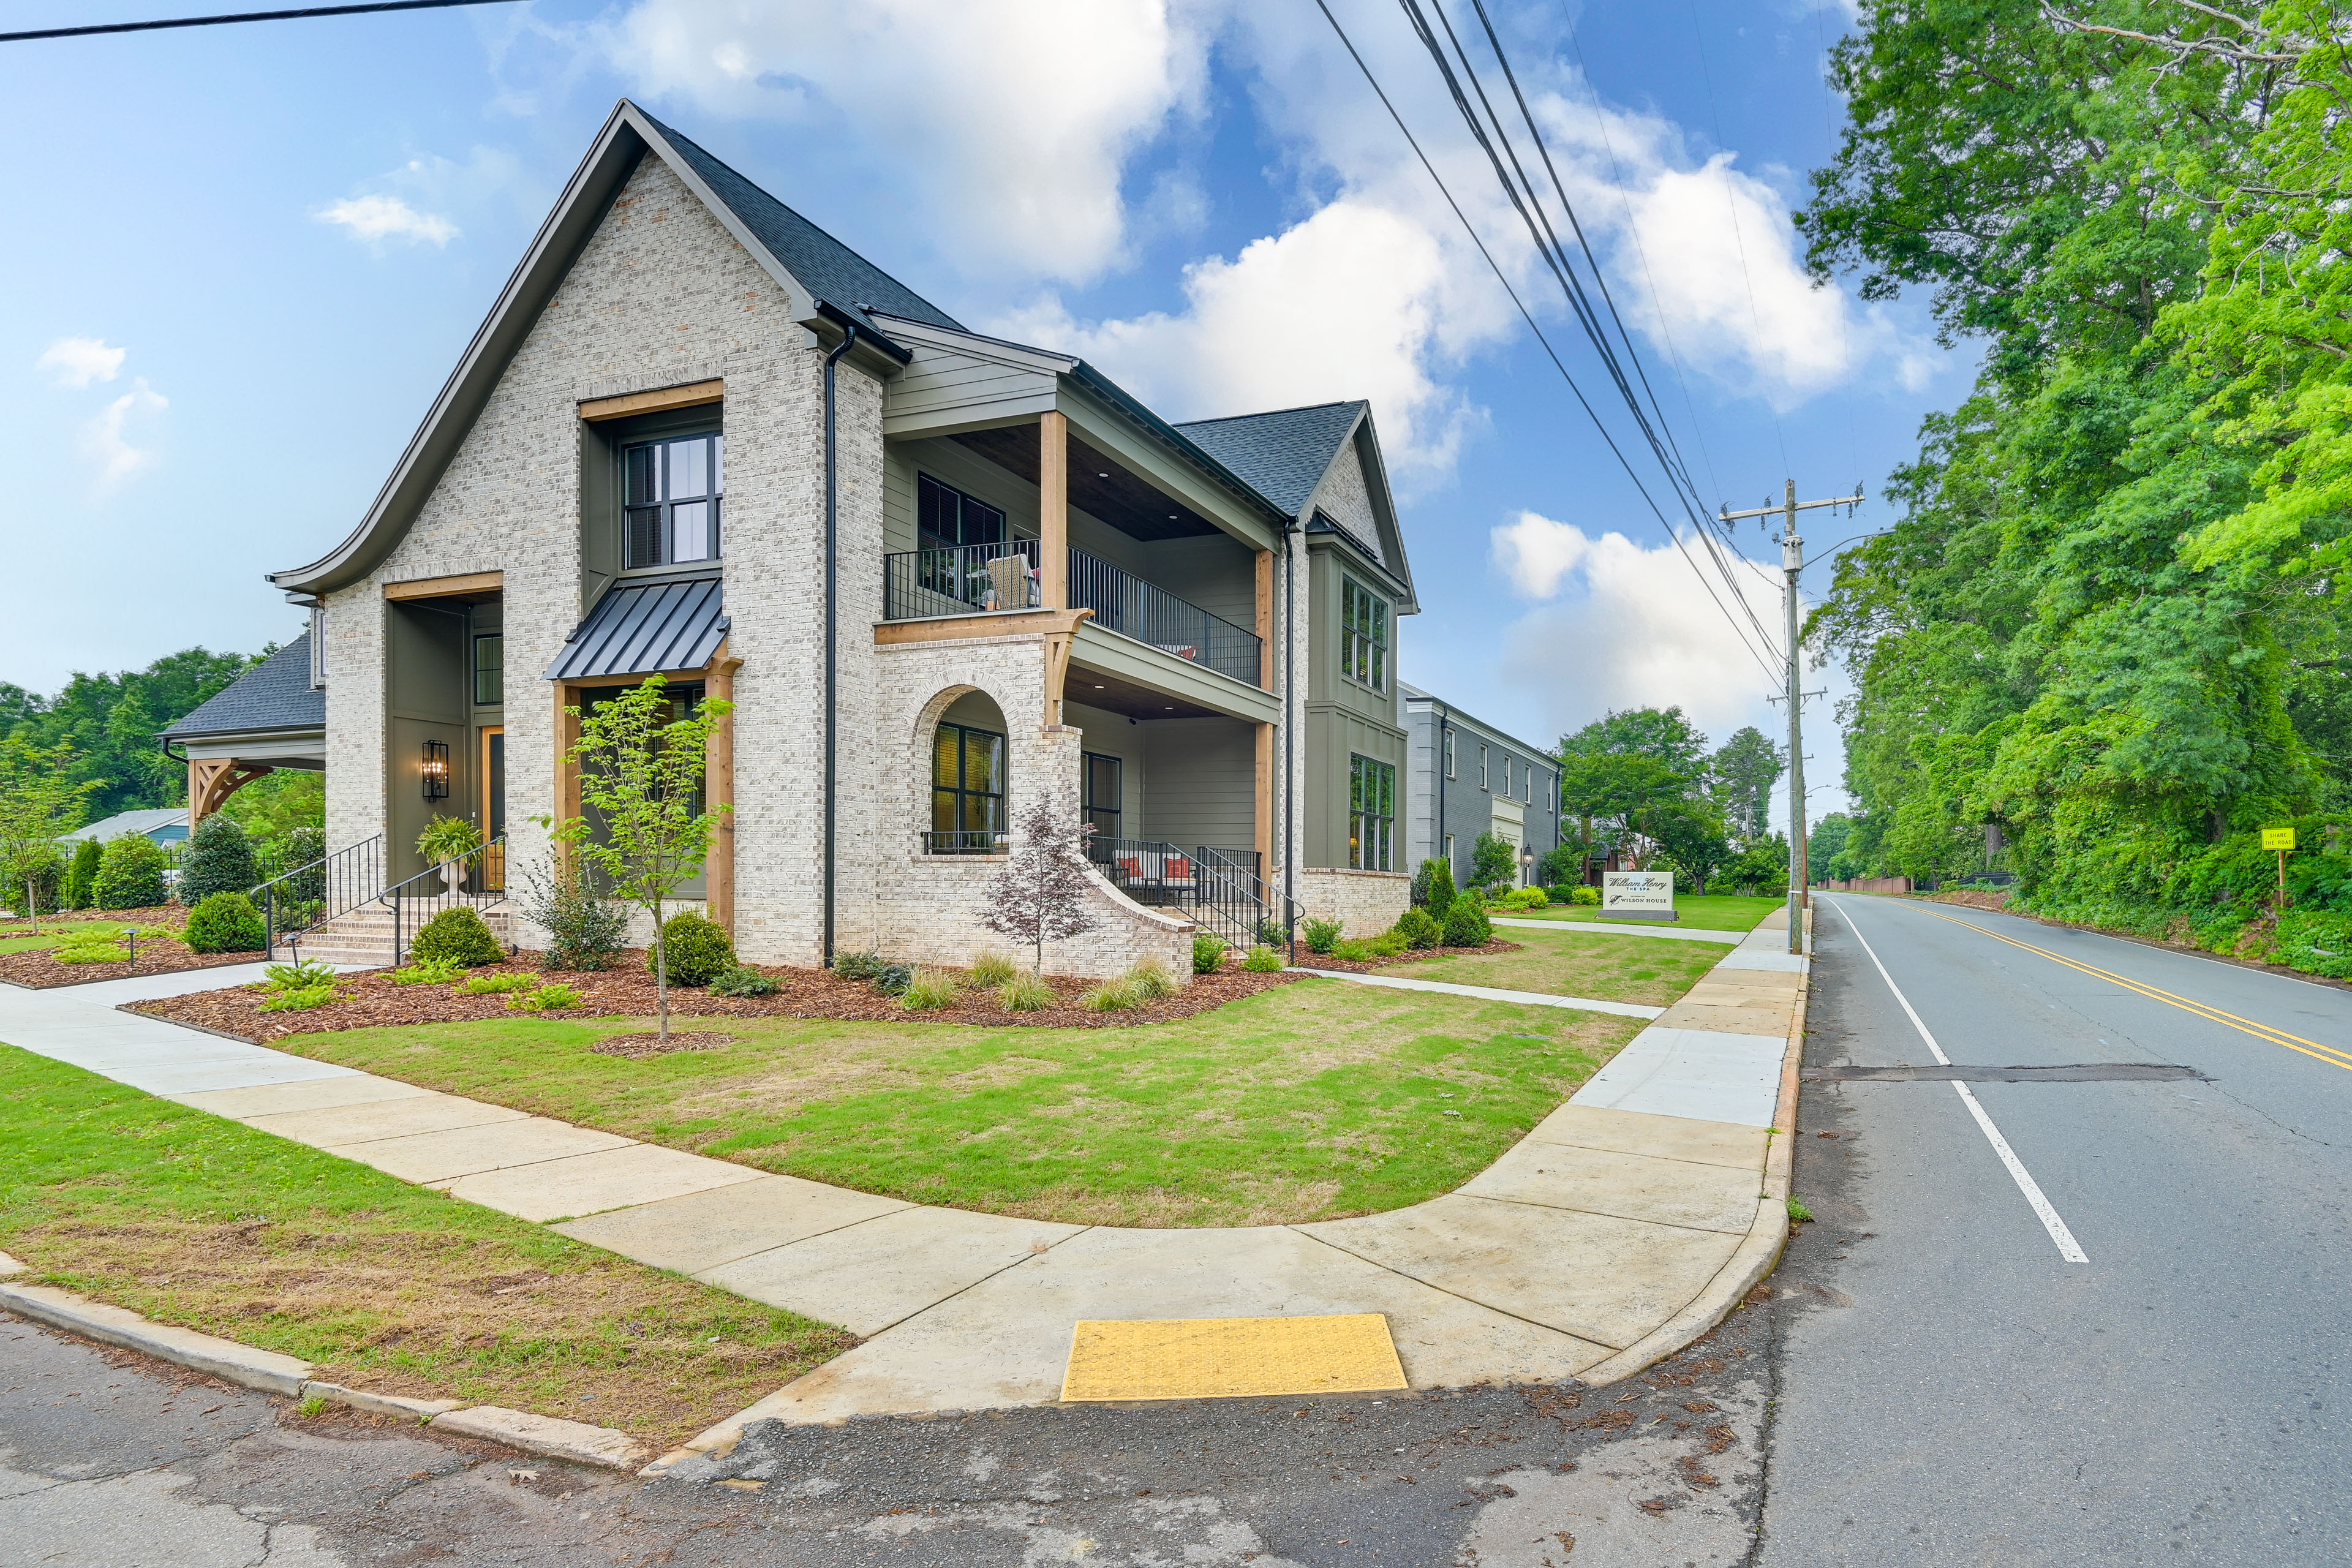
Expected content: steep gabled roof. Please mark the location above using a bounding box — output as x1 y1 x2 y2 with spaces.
160 637 323 741
1173 401 1366 519
270 100 933 596
642 111 960 338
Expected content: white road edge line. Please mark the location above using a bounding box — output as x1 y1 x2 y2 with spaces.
1823 895 2090 1265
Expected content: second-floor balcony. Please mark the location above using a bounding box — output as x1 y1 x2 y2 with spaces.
883 541 1263 688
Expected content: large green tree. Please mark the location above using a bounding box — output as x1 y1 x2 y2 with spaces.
1 646 274 821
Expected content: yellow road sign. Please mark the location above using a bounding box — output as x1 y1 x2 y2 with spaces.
2263 827 2297 851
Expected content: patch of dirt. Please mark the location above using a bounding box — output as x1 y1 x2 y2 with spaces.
589 1031 737 1058
1928 889 2012 912
1295 937 1525 973
0 928 257 990
127 950 1302 1042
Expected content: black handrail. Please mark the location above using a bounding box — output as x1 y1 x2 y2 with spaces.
383 835 509 968
1085 837 1275 949
255 835 383 960
1067 547 1263 687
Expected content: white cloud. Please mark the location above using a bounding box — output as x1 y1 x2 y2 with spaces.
81 378 168 495
37 337 126 389
600 0 1203 283
315 194 460 247
1490 510 1787 739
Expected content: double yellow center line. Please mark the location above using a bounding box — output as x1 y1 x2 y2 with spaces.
1905 903 2352 1076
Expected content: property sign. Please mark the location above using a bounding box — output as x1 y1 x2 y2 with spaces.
1603 870 1675 915
2263 827 2297 851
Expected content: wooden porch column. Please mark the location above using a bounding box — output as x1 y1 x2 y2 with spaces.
1254 546 1275 864
552 682 583 839
704 641 742 933
1039 411 1068 609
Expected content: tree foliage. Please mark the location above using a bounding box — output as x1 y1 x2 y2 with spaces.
1804 0 2352 921
981 791 1099 973
1 646 273 821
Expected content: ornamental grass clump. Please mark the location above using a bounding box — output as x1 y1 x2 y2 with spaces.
997 971 1055 1012
899 967 961 1011
968 949 1019 987
1128 956 1178 998
1080 975 1148 1011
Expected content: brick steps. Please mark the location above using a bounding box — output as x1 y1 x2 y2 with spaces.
282 902 513 968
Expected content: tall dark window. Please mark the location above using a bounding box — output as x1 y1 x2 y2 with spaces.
472 634 503 706
918 474 1006 549
624 432 723 569
1342 578 1389 692
1082 752 1123 842
932 720 1006 852
1350 754 1396 871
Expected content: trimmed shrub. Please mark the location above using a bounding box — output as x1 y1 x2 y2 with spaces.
900 967 962 1010
93 833 168 910
831 950 889 982
711 964 779 997
1396 907 1443 949
409 907 505 968
1534 845 1583 889
1256 916 1292 948
184 892 266 954
650 911 734 987
1570 885 1601 907
1240 944 1286 973
1081 976 1148 1011
1499 887 1548 911
968 950 1019 987
873 962 914 997
1442 892 1493 948
178 813 260 909
1412 858 1457 918
64 837 102 910
1302 917 1345 954
998 971 1055 1011
1128 956 1178 998
1191 932 1229 974
514 855 627 971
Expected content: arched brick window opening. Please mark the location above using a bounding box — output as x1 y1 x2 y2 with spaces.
929 689 1009 854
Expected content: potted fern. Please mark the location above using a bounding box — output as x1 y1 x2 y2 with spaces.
416 815 483 893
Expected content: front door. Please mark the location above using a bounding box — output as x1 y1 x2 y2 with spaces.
480 727 505 891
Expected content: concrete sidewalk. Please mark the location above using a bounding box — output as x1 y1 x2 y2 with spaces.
1 915 1808 1453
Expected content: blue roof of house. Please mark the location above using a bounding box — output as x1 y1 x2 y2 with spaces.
641 110 963 339
1172 401 1365 519
160 636 323 741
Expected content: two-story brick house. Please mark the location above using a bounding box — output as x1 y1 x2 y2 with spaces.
238 102 1417 976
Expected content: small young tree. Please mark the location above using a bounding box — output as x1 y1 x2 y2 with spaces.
1470 830 1518 892
0 738 102 931
65 835 104 910
545 676 731 1039
980 791 1099 973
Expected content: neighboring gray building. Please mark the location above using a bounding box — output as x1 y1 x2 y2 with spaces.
1402 685 1560 888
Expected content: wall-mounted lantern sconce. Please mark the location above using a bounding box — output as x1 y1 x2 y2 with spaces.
421 739 450 801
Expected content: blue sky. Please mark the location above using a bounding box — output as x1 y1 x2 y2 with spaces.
2 0 1959 830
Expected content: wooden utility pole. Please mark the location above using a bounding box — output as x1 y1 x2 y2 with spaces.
1717 480 1865 956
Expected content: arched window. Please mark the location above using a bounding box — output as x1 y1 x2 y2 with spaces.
930 690 1008 854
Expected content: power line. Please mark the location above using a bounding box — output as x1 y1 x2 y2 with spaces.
0 0 514 45
1306 0 1782 684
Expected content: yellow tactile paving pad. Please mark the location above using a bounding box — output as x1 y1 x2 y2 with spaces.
1061 1313 1408 1402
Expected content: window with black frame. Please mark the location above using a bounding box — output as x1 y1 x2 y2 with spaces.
916 475 1023 611
1342 577 1388 692
624 432 723 569
931 720 1006 853
1350 753 1396 871
472 634 503 706
1082 752 1122 842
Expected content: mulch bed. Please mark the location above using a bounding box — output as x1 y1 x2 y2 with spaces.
1292 937 1525 974
128 949 1306 1042
0 907 184 937
0 930 261 991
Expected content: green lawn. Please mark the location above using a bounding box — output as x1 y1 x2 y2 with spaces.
0 922 135 956
265 980 1648 1228
0 1045 851 1445
1510 893 1787 932
1381 926 1722 1001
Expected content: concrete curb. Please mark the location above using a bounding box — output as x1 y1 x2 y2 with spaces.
0 1270 648 1470
1573 914 1809 1389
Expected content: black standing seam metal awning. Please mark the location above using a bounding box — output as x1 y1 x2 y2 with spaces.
545 575 728 682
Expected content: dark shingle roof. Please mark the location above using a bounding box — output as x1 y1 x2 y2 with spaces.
545 575 727 682
639 110 962 337
1172 401 1365 519
162 637 323 740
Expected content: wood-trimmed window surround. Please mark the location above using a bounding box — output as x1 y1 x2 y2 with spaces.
579 380 724 423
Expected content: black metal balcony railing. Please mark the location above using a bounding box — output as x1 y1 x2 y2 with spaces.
382 835 510 967
879 540 1265 691
1067 547 1262 687
1084 837 1286 949
923 829 1007 856
883 540 1039 621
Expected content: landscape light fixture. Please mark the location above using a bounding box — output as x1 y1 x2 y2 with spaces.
421 739 450 801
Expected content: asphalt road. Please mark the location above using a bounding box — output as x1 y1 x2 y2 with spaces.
1765 894 2352 1565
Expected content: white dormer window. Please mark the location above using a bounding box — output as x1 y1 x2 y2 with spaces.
624 432 724 568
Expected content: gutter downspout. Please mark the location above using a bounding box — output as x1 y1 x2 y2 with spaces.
1434 698 1449 882
822 318 859 965
1281 516 1297 922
